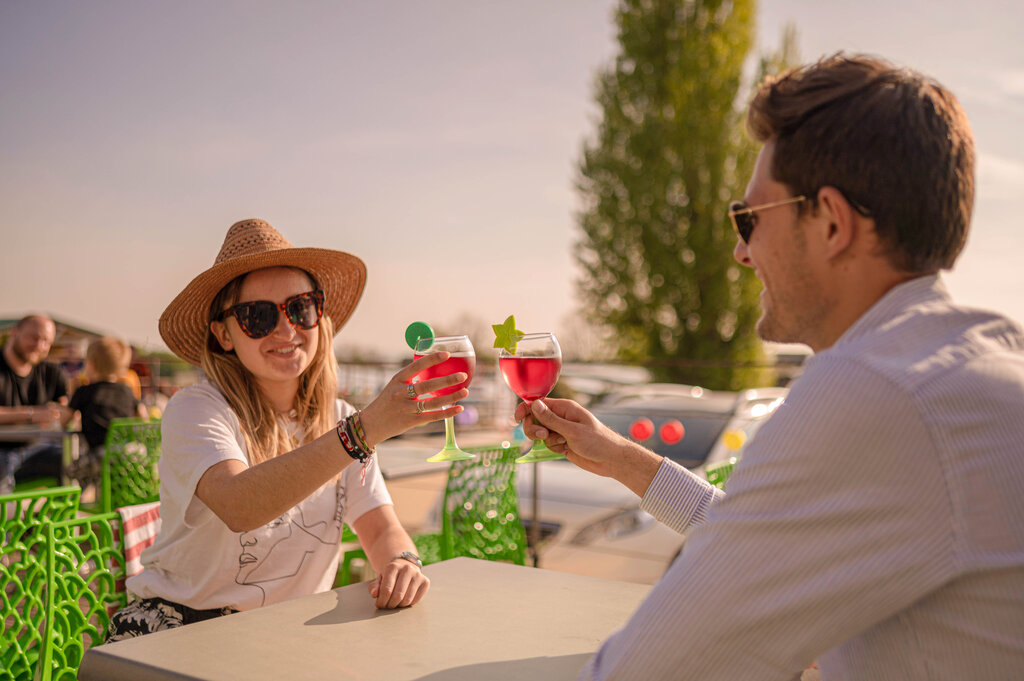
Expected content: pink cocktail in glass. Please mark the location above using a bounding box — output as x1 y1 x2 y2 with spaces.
413 335 476 462
498 332 564 463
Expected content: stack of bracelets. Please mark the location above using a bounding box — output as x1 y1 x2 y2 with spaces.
336 411 374 484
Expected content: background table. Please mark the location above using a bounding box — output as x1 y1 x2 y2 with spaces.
0 425 80 485
79 557 650 681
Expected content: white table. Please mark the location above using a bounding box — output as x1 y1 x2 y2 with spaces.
79 557 651 681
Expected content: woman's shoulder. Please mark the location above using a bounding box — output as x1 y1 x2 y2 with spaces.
164 380 231 420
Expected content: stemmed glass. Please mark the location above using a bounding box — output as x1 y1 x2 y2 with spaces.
498 332 564 463
413 335 476 462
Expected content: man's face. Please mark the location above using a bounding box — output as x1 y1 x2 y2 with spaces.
733 142 827 347
10 318 56 366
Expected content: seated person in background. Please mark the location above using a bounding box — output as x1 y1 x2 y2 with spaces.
107 218 464 641
0 314 69 493
64 336 148 490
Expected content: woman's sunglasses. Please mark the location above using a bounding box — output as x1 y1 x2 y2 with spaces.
215 290 325 339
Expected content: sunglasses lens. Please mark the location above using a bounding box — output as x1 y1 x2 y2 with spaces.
728 202 753 243
286 292 323 329
235 302 279 339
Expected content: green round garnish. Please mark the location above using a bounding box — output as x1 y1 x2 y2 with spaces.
405 321 434 350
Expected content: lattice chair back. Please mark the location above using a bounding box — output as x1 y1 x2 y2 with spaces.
704 457 738 490
1 487 81 681
38 513 127 681
101 418 162 513
441 443 527 565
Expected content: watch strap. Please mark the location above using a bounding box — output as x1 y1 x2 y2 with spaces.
390 551 422 568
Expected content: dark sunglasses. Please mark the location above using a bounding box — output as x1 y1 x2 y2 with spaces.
729 191 874 244
215 289 325 339
728 196 807 244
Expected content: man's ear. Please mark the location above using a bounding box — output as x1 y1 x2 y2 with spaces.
815 186 860 260
210 321 234 352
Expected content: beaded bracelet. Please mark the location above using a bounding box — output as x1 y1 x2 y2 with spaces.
336 411 374 485
347 411 373 455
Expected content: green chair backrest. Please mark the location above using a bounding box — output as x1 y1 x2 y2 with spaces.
101 418 162 513
441 443 527 565
1 487 80 681
38 513 127 681
335 444 527 587
704 457 738 490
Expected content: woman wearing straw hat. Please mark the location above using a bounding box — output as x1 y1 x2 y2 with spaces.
107 218 464 640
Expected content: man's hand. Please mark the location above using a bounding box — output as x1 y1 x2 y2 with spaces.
515 398 664 497
368 557 430 609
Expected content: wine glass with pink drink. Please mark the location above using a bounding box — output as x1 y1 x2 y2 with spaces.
414 335 476 462
498 332 564 463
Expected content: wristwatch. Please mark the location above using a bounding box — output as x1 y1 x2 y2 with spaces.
391 551 423 568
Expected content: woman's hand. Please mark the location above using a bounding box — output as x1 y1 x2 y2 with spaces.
358 352 469 448
368 557 430 609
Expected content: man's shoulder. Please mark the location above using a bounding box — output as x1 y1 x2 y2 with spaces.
820 300 1024 392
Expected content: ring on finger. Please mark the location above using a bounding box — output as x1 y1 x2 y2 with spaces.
416 400 426 414
406 383 417 400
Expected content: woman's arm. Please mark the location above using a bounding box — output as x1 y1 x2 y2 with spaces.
196 352 468 532
351 504 430 609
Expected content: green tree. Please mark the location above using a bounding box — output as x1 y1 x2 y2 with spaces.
576 0 791 389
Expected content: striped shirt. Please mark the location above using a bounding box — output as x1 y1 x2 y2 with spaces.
580 275 1024 680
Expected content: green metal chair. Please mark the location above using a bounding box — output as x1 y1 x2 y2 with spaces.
1 487 81 681
37 513 127 681
704 457 738 490
101 418 162 513
337 443 527 586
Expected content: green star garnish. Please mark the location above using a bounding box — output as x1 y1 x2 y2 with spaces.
492 315 524 354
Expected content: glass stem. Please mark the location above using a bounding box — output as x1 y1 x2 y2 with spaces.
443 416 459 450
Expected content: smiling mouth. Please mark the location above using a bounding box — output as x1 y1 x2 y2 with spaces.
269 345 300 355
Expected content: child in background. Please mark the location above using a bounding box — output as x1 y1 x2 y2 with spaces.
65 336 147 489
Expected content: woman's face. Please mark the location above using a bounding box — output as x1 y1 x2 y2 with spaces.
211 267 320 401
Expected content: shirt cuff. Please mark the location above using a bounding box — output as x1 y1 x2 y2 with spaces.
639 458 722 535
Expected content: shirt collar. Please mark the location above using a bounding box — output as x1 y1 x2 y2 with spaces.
830 274 949 349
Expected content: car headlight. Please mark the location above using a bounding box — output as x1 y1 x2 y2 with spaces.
570 507 654 545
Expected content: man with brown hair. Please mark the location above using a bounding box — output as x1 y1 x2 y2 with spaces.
0 314 70 492
521 54 1024 679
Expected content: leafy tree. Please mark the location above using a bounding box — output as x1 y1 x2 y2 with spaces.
576 0 794 389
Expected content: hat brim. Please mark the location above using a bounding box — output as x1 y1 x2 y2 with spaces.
159 247 367 366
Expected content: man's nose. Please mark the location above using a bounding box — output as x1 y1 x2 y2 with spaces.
733 237 751 267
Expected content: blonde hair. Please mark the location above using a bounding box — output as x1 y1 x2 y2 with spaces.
87 336 132 378
200 268 339 466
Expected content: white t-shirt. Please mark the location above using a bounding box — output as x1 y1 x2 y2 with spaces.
126 379 391 611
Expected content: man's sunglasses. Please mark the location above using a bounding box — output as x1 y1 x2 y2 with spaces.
215 290 325 339
728 196 807 244
728 191 873 244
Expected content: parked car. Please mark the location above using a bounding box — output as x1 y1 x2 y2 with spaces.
515 384 788 583
589 383 787 469
382 383 787 585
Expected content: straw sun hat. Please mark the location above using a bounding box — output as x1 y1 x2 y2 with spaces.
159 218 367 366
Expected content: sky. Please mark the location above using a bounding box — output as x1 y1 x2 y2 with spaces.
1 0 1022 362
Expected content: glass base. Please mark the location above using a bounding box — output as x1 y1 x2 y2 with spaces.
427 447 476 462
515 441 565 463
427 416 477 462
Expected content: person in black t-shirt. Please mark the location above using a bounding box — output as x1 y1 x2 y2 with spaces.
64 336 147 489
0 315 70 492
